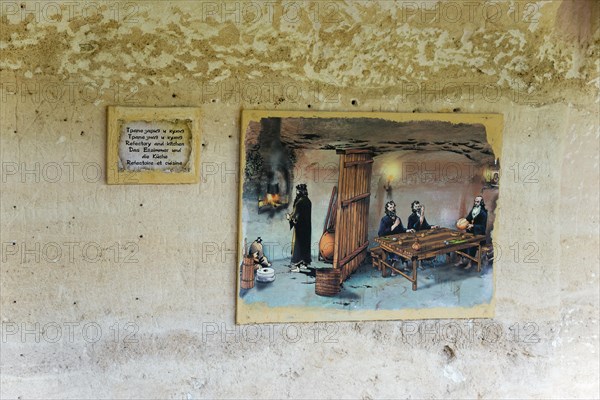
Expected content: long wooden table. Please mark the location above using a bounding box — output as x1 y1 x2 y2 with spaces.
373 228 486 291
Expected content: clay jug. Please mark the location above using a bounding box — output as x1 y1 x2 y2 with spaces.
456 218 469 230
319 230 335 262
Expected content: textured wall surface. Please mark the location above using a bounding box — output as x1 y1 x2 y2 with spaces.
1 1 599 398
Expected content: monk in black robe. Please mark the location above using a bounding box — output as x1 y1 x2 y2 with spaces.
378 200 415 237
407 200 438 231
378 201 414 273
454 196 488 270
286 184 312 270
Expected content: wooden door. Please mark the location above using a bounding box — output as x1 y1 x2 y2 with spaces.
332 149 373 282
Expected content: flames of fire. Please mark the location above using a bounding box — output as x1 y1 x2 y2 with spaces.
258 192 288 212
265 193 281 207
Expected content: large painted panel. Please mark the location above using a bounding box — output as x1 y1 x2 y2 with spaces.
237 110 503 323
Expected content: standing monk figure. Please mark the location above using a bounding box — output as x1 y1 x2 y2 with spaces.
286 184 312 271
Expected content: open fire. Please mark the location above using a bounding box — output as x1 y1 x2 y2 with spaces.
258 183 289 213
265 193 281 206
258 192 289 212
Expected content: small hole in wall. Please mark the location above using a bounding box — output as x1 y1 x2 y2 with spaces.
453 108 461 112
13 300 16 304
80 131 84 136
13 205 16 209
211 99 216 103
307 104 312 108
228 135 232 138
135 297 139 300
139 235 143 238
202 143 206 147
13 130 17 134
351 99 358 106
172 94 177 98
412 108 420 113
139 203 143 207
63 118 67 122
73 302 77 305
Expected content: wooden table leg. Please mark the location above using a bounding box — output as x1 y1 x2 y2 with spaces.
477 244 481 272
412 258 417 291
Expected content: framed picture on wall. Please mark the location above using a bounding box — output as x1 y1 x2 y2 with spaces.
236 110 503 324
106 106 202 184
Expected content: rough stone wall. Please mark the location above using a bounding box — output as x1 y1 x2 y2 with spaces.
1 1 598 398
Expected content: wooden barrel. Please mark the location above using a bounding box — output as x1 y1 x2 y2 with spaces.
241 256 255 289
315 268 341 297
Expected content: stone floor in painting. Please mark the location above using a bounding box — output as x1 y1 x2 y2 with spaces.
240 255 493 311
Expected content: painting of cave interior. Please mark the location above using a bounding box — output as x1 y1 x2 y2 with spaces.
237 111 502 323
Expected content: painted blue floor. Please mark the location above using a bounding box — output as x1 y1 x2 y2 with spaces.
240 256 493 311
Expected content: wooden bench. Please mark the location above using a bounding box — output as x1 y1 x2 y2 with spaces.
369 246 385 272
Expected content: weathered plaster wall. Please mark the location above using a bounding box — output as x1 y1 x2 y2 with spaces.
1 1 598 398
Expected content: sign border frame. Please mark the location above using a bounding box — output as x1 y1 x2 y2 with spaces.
106 106 202 185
